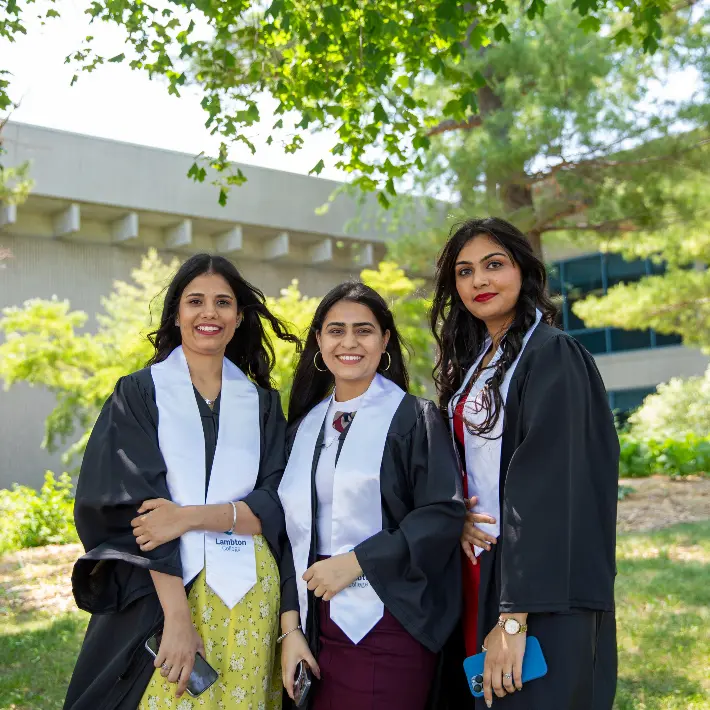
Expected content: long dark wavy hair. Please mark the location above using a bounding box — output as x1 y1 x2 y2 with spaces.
430 217 557 435
147 253 301 389
288 281 409 424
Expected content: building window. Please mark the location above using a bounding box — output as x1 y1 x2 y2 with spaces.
608 387 656 418
549 253 683 355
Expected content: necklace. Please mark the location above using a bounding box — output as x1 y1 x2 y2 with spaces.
204 397 216 409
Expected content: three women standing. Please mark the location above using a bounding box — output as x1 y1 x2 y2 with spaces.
65 255 300 710
433 218 619 709
65 215 620 710
277 282 465 710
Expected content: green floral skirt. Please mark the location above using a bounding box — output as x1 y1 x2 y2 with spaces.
139 535 282 710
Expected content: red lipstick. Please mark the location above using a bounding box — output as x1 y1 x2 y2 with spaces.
474 293 496 303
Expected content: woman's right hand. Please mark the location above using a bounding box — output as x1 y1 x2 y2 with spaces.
281 629 321 701
461 496 497 565
154 612 205 698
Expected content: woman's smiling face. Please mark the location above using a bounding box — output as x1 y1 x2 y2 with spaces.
316 299 390 390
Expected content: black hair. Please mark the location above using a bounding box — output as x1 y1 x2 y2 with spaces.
288 281 409 424
147 253 301 389
430 217 557 434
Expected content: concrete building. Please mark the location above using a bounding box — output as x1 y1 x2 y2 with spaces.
1 123 708 488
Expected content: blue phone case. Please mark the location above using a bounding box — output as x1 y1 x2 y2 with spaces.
463 635 548 698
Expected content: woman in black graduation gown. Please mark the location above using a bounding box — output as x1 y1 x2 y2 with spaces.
276 281 465 710
64 254 300 710
432 218 619 709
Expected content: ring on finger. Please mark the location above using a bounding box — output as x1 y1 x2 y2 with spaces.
161 662 172 672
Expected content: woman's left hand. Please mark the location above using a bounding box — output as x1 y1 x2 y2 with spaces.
482 617 526 707
303 552 363 601
132 499 189 551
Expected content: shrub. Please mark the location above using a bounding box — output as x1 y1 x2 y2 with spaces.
0 472 78 554
626 366 710 441
618 433 710 479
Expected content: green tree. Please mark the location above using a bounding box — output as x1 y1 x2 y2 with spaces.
0 249 178 466
1 0 676 206
386 0 709 268
0 250 431 467
573 224 710 352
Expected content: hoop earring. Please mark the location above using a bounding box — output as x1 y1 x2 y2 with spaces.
314 351 328 373
380 351 392 371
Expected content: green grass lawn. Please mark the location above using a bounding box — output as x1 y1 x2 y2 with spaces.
1 522 708 710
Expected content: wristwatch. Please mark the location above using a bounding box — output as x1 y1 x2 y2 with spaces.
497 616 528 635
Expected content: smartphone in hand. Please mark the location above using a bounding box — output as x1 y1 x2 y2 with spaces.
145 632 219 698
294 659 312 707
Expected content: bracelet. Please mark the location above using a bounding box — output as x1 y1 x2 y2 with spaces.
277 625 302 643
225 501 237 534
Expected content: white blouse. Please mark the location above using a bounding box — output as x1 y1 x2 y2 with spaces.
315 392 366 555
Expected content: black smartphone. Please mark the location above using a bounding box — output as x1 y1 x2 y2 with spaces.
145 632 219 698
294 660 312 707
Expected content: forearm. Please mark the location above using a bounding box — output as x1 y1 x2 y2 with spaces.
183 501 262 535
280 610 301 635
150 570 190 621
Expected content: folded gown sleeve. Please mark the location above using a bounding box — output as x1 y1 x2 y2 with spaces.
72 373 182 614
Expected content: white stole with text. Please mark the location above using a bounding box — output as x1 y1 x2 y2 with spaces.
152 346 260 608
279 374 406 643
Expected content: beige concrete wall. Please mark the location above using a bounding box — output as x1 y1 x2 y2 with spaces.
595 346 710 393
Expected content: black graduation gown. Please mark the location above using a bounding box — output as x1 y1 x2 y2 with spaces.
63 367 289 710
443 325 619 710
280 394 466 707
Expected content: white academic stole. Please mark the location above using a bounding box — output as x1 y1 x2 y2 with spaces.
449 309 542 556
151 346 260 608
279 374 406 644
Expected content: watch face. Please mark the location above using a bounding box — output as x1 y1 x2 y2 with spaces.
504 618 520 635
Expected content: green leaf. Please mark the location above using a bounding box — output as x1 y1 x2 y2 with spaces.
218 188 228 206
493 22 511 42
373 103 388 124
108 53 125 63
377 192 391 209
526 0 547 20
578 16 601 33
309 159 325 175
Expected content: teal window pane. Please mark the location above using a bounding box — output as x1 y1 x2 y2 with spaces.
605 253 648 288
570 329 608 354
609 328 652 351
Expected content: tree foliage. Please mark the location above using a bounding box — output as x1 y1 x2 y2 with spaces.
0 0 678 206
0 249 177 465
386 0 710 269
625 365 710 442
0 249 431 467
574 224 710 352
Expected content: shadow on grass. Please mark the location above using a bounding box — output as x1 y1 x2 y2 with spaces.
0 612 87 710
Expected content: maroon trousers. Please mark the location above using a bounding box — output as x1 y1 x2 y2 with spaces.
311 599 437 710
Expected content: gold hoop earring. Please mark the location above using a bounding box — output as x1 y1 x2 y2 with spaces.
381 351 392 371
314 351 328 373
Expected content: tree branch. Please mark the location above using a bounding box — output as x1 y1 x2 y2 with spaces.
528 137 710 183
540 218 639 234
426 114 483 136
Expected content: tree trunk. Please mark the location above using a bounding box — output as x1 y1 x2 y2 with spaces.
477 81 543 258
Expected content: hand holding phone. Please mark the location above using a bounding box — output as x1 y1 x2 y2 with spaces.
294 660 312 707
145 632 219 698
463 635 548 698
